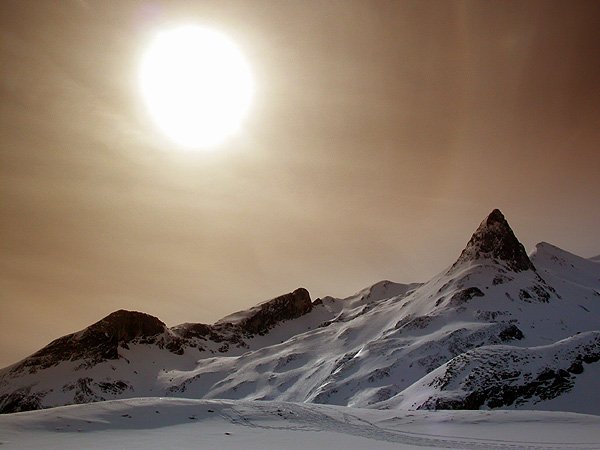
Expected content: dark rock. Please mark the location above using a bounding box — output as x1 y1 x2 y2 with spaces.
172 323 213 339
582 353 600 364
568 361 584 374
91 310 166 342
519 290 532 301
424 367 573 411
395 315 433 330
97 380 129 394
498 324 524 341
367 367 391 382
218 343 230 353
448 287 485 307
9 311 168 374
171 322 247 352
0 387 45 414
165 340 185 355
453 209 536 272
64 377 105 404
235 288 313 335
531 284 551 302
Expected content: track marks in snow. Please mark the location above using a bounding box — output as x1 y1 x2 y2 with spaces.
1 399 599 450
204 401 600 450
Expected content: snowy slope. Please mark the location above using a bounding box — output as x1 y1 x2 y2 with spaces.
161 209 600 412
1 398 600 450
531 242 600 304
1 209 599 415
385 331 600 412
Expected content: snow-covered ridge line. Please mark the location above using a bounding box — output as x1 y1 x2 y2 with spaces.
1 209 599 416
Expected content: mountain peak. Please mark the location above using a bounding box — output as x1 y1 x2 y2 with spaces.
216 288 312 335
453 209 535 272
89 310 167 341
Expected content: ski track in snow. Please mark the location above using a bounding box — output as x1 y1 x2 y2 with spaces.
1 399 599 450
221 402 600 450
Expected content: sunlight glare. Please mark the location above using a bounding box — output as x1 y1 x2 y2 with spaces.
140 25 254 150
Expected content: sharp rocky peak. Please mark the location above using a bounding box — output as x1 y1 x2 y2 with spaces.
453 209 535 272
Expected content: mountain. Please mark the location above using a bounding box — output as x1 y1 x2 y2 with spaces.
453 208 535 272
1 209 599 415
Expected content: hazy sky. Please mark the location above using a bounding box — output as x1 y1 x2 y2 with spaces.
1 0 599 368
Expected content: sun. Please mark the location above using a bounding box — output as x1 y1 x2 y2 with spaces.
139 25 254 150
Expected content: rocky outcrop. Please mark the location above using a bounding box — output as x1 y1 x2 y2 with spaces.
1 210 597 416
174 288 313 342
448 287 485 307
10 310 169 374
233 288 313 335
6 288 315 383
454 209 535 272
90 310 167 342
411 332 600 411
0 386 45 414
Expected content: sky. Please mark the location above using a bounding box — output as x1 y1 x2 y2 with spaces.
1 0 599 368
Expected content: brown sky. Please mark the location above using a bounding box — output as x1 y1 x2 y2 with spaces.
1 0 599 368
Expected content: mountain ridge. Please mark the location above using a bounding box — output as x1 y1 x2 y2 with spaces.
1 209 599 415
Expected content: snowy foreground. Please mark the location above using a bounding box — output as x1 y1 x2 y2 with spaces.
1 398 599 450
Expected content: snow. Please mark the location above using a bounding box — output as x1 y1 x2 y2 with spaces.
2 240 600 413
387 331 600 411
1 211 599 421
1 398 599 450
525 358 600 415
531 242 600 291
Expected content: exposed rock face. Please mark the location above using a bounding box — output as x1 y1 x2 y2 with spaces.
411 332 600 411
448 287 485 307
454 209 535 272
7 288 315 384
12 310 169 373
1 210 597 416
0 291 315 413
498 324 524 342
174 288 313 343
90 310 167 342
236 288 313 335
0 387 45 414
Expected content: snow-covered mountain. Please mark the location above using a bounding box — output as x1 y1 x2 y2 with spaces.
1 209 599 415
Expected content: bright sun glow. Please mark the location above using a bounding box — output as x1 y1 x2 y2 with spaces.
140 25 254 149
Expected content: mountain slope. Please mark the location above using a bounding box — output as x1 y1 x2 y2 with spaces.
1 209 598 415
384 331 600 413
